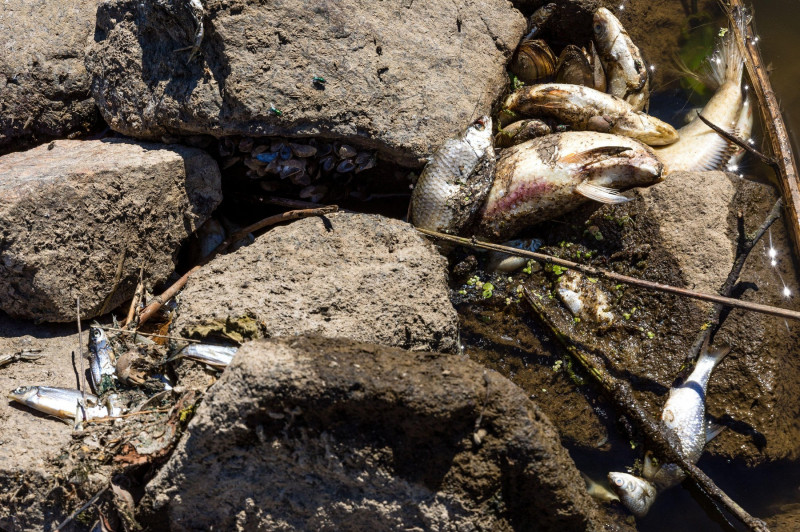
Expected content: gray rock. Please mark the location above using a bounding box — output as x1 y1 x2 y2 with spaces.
140 336 629 531
0 0 103 154
85 0 526 167
171 212 459 354
0 139 222 322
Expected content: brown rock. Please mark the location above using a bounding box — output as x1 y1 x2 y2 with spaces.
85 0 526 167
0 0 103 154
0 139 222 322
139 336 630 531
171 212 459 354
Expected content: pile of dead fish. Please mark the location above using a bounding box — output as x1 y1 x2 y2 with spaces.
219 136 377 203
410 4 752 241
409 4 753 520
7 326 236 424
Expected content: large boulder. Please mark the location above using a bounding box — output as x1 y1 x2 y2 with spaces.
85 0 526 167
0 0 103 154
140 336 630 531
0 139 222 322
172 212 459 354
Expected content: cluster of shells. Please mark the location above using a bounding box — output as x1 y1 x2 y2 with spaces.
218 136 378 203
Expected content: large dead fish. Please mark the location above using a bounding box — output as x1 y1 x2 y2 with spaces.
504 84 678 146
593 7 650 111
477 131 663 241
409 117 495 235
654 10 752 173
608 343 730 517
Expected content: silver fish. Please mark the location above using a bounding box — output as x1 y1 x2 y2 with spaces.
8 386 109 420
607 472 656 518
168 344 239 369
654 10 751 173
556 270 614 323
409 117 495 235
477 131 663 241
609 343 730 516
486 238 543 273
503 84 677 146
88 327 116 393
582 472 620 504
593 7 650 111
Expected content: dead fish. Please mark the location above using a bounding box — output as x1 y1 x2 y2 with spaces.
504 84 678 146
589 41 607 93
555 45 594 88
510 38 557 85
88 327 116 394
593 7 650 111
486 238 543 273
582 472 620 504
525 3 557 39
409 116 495 235
654 11 751 173
610 343 730 516
607 472 656 518
477 131 663 241
556 270 614 323
0 350 43 368
494 119 553 148
167 344 239 369
8 386 109 420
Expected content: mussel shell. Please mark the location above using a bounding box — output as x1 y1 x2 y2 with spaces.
238 137 254 153
494 119 552 148
336 159 356 173
320 155 336 172
555 44 594 88
337 144 358 159
290 143 317 157
510 38 556 85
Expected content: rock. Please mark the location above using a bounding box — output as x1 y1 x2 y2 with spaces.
0 0 103 154
533 171 800 463
139 336 629 531
0 139 222 322
172 213 459 355
85 0 526 167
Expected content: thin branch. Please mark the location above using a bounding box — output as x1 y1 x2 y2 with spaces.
727 1 800 258
83 408 172 424
524 290 769 532
687 198 783 364
101 326 201 344
76 297 87 422
54 486 109 531
122 266 145 329
136 206 338 327
416 228 800 322
697 113 777 168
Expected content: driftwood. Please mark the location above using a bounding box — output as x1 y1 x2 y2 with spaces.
726 1 800 257
524 290 768 531
415 228 800 322
136 205 338 327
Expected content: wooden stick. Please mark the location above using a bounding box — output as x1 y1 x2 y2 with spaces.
101 326 201 344
416 228 800 322
726 1 800 257
524 290 769 531
697 113 777 168
122 266 145 329
76 297 87 421
83 408 172 424
137 206 338 327
54 486 109 531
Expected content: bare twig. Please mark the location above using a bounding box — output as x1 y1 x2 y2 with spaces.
687 198 783 364
137 206 338 327
697 113 777 168
76 297 87 421
101 326 201 344
122 267 145 329
54 486 109 531
727 1 800 258
416 228 800 322
84 408 172 424
524 290 768 531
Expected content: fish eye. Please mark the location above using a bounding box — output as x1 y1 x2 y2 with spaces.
474 118 486 131
12 386 28 394
593 23 603 34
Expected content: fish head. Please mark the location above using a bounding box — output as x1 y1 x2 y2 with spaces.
463 116 493 155
592 8 621 50
608 472 657 517
89 326 109 349
584 140 664 189
8 385 37 403
627 116 680 146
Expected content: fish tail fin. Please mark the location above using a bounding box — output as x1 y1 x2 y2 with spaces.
705 6 749 90
700 342 730 370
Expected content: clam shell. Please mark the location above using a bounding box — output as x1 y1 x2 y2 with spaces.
238 137 254 153
251 144 268 156
510 38 556 85
320 155 336 172
555 45 593 87
337 144 358 159
290 143 317 157
337 159 356 173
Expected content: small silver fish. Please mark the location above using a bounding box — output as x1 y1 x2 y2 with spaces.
607 472 656 517
556 270 614 323
88 327 116 393
654 10 751 173
503 84 677 146
168 344 239 369
486 238 543 273
582 471 620 503
477 131 663 241
610 343 730 516
0 350 43 368
593 8 650 111
409 117 495 235
8 386 109 420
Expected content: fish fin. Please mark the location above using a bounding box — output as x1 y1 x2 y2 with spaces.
642 450 659 480
706 417 726 443
701 342 730 367
575 182 631 204
559 146 631 165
